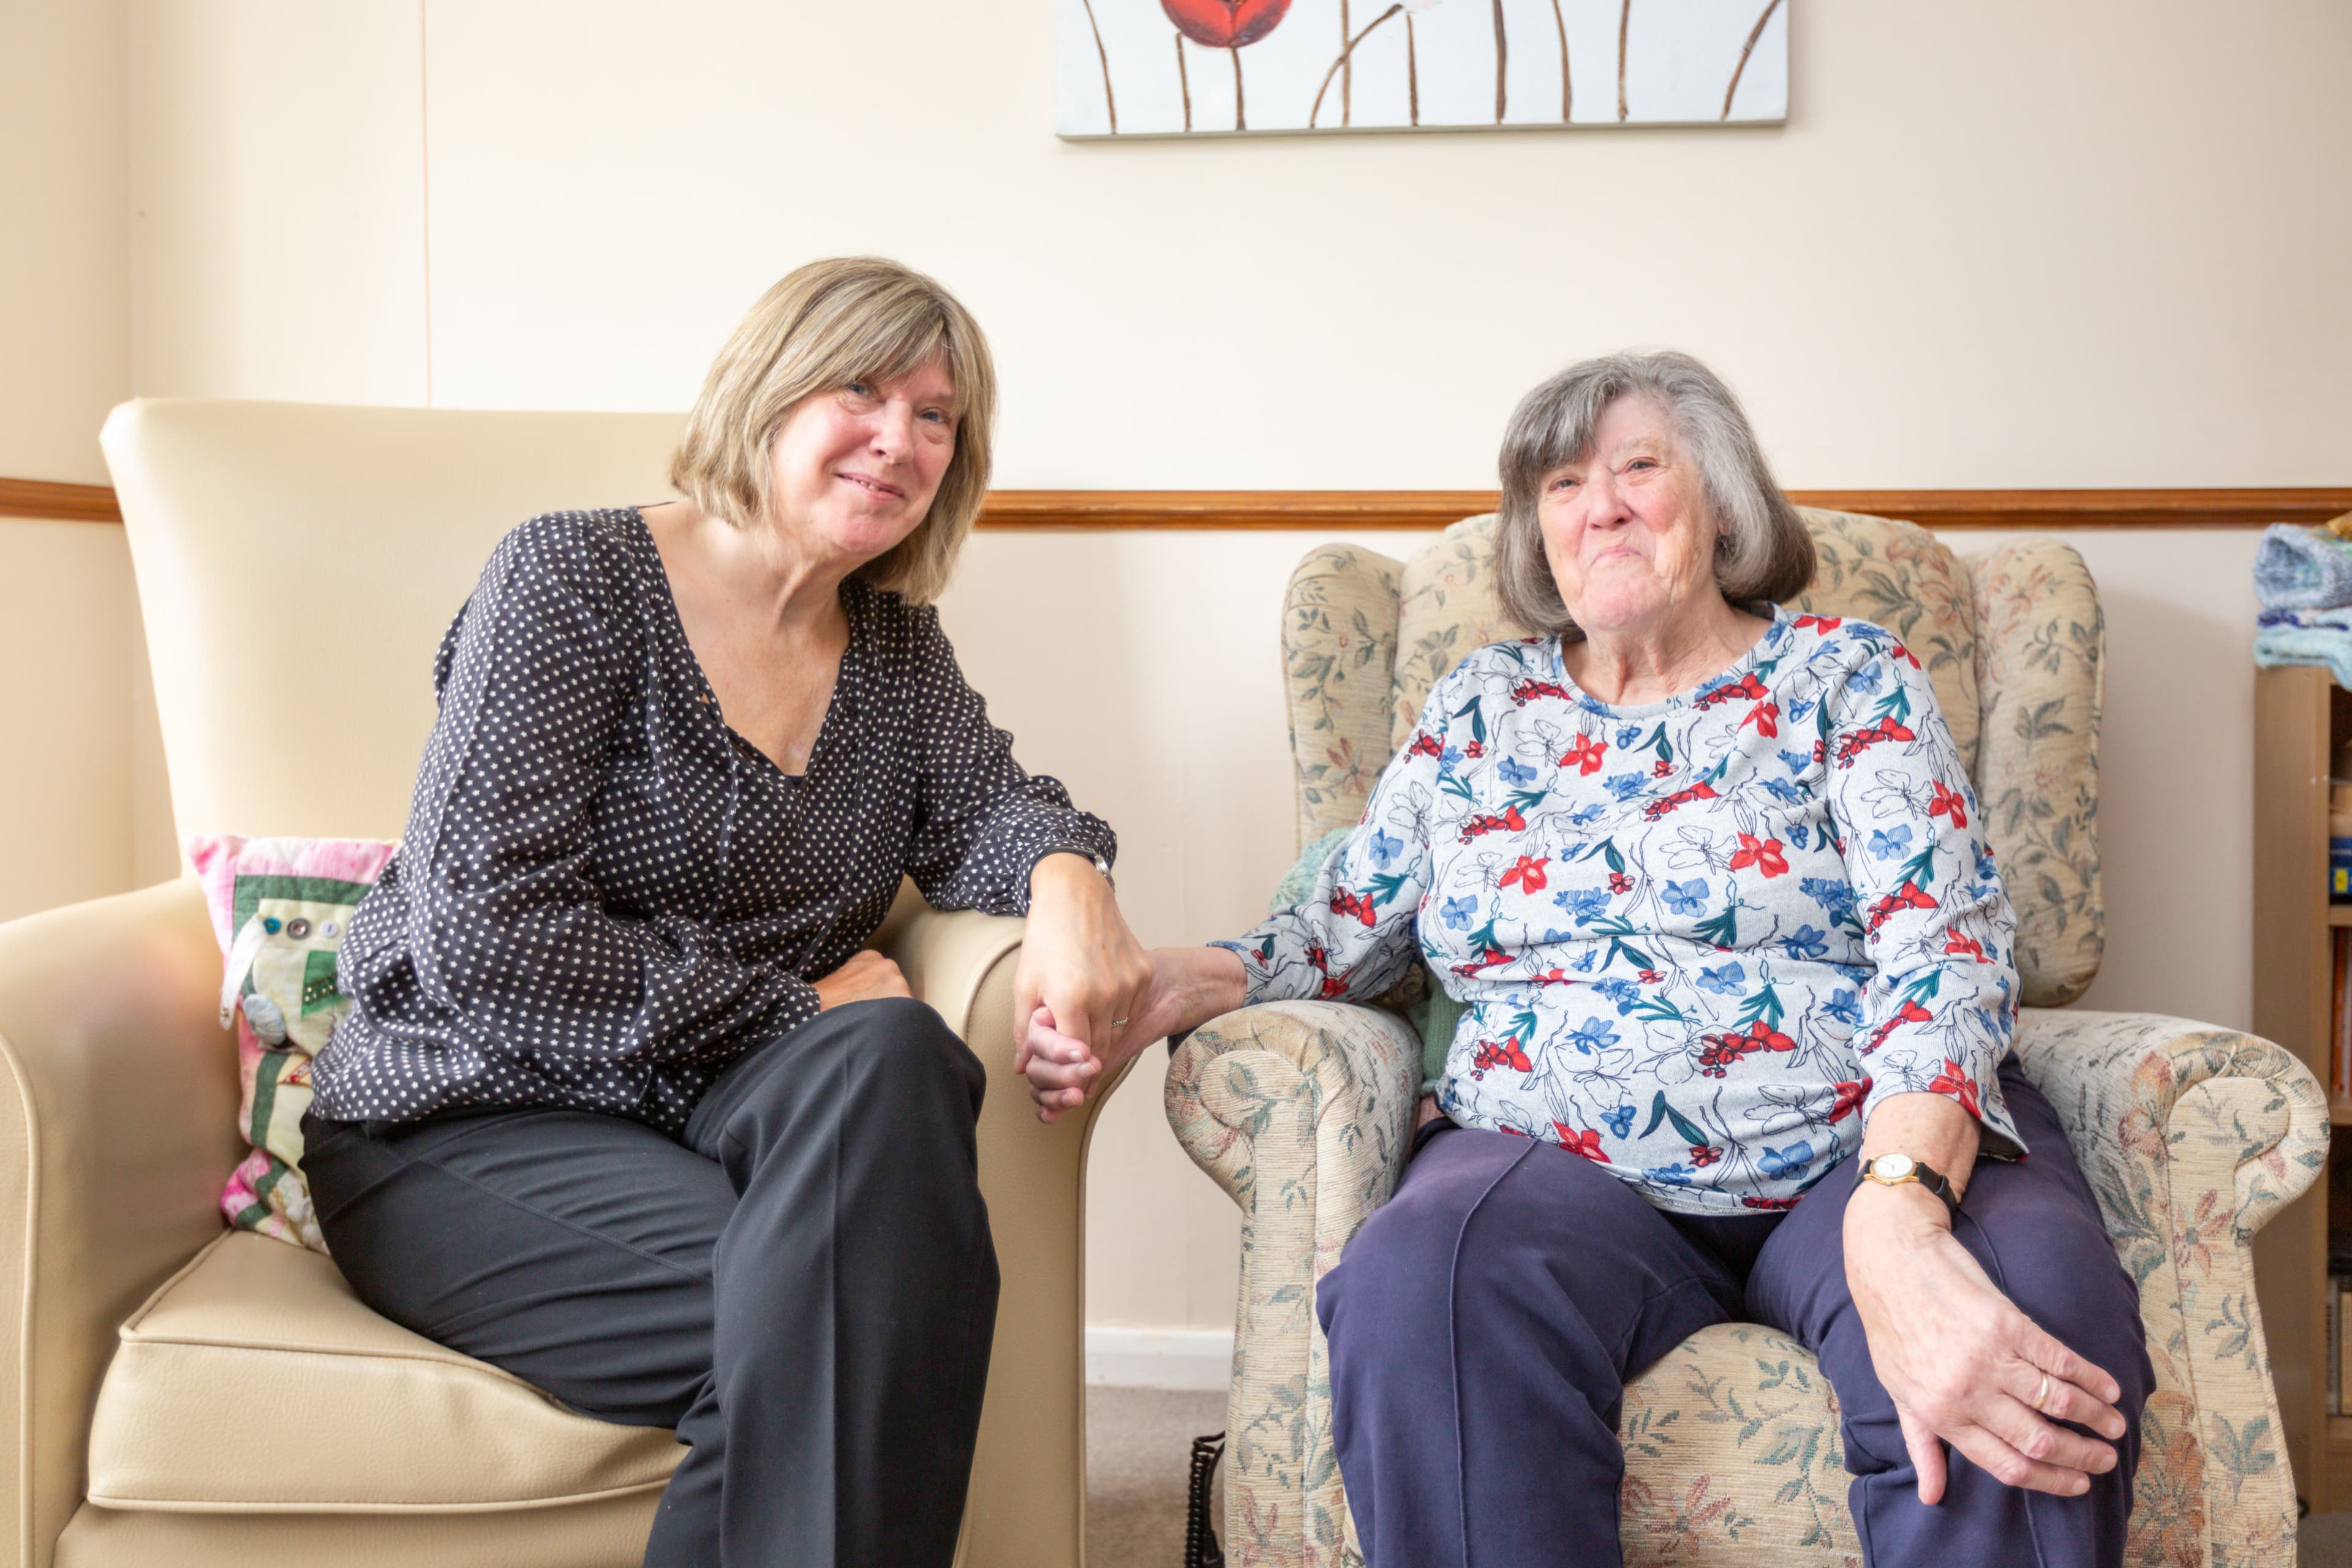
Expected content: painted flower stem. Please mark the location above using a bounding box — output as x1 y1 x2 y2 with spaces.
1080 0 1118 132
1308 2 1404 128
1341 0 1352 124
1550 0 1570 121
1175 33 1193 130
1617 0 1632 121
1491 0 1507 122
1231 43 1245 129
1408 13 1421 123
1721 0 1784 119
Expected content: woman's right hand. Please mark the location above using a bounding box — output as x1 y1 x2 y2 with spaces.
1020 945 1246 1123
813 950 911 1010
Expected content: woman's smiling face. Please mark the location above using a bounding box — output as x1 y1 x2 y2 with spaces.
766 352 958 565
1536 395 1724 639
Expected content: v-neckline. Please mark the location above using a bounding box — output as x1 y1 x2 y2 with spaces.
626 506 858 789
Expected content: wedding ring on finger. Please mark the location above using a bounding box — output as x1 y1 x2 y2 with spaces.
2035 1371 2052 1414
1111 1017 1129 1028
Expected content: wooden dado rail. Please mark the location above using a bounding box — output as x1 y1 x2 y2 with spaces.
4 476 2349 532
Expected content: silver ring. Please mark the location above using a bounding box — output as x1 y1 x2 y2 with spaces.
1112 1017 1130 1028
2035 1372 2051 1413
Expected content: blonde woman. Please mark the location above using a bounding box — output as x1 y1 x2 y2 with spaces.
303 258 1148 1568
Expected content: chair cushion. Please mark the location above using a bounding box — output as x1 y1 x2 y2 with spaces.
86 1232 684 1513
1618 1322 1861 1567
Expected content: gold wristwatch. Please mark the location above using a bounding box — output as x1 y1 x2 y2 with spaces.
1856 1152 1962 1219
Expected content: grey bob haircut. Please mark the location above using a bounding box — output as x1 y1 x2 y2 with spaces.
1494 350 1815 639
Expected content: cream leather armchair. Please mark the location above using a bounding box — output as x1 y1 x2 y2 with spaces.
0 399 1121 1568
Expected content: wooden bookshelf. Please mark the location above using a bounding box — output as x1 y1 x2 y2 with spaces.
2253 665 2351 1509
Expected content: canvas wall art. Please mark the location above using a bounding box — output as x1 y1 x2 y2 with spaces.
1057 0 1787 138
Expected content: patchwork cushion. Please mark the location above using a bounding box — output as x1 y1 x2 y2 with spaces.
85 1231 683 1513
190 835 397 1253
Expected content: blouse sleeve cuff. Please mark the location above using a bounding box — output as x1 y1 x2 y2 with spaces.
1858 1047 2028 1161
1207 937 1291 1008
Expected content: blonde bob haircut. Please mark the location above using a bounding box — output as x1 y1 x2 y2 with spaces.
669 256 997 606
1495 350 1814 640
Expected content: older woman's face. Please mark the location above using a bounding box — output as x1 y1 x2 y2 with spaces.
1537 396 1722 639
767 352 958 564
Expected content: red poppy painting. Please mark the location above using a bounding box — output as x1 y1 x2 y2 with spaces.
1057 0 1788 138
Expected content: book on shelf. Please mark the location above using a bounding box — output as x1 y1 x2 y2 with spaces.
2335 929 2352 1104
2341 1280 2352 1417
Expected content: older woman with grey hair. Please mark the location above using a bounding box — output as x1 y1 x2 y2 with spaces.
1026 352 2151 1567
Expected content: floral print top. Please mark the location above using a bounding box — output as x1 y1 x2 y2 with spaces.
1215 609 2023 1214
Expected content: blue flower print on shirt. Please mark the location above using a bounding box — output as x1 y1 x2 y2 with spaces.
1868 824 1913 861
1616 724 1644 748
1800 877 1858 924
1760 1141 1814 1180
1604 773 1649 801
1553 886 1611 924
1776 748 1814 775
1758 777 1804 805
1823 988 1863 1026
1368 829 1403 869
1697 961 1746 995
1497 756 1537 786
1567 801 1607 826
1785 924 1829 960
1441 895 1480 930
1602 1104 1636 1137
1645 1163 1697 1186
1787 824 1809 850
1567 1017 1621 1054
1591 977 1640 1013
1662 878 1709 915
1846 663 1885 696
1439 745 1464 769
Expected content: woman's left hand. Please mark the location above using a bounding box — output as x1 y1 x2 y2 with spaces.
1011 853 1151 1103
1845 1182 2130 1502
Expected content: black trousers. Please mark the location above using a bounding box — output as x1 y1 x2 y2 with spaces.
301 997 1000 1568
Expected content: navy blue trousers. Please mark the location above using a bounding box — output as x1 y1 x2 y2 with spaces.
1317 1061 2150 1568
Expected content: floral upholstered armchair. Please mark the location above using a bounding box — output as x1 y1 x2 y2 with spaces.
1163 510 2327 1568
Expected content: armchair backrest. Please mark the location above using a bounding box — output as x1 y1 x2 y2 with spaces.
102 399 685 846
1280 510 2106 1007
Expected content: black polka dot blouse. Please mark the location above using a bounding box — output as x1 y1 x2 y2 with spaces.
312 508 1115 1134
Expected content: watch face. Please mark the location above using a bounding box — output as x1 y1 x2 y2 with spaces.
1872 1154 1916 1181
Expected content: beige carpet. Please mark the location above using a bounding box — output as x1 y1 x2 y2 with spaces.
1087 1386 1226 1568
1091 1400 2352 1568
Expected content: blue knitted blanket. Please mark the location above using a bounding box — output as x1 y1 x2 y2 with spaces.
2254 522 2352 611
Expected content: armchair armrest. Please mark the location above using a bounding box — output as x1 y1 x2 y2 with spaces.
1165 1000 1420 1565
2010 1006 2326 1559
871 881 1134 1568
0 878 240 1568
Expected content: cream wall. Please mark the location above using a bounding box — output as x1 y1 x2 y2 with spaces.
110 0 2351 1329
0 0 145 926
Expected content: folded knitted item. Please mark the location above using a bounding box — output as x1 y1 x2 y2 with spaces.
2258 607 2352 631
2255 522 2352 610
2255 624 2352 688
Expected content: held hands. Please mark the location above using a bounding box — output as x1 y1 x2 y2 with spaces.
1021 945 1247 1123
1846 1179 2128 1502
1009 854 1153 1121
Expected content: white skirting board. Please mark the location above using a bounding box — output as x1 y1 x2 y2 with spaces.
1084 1326 1235 1392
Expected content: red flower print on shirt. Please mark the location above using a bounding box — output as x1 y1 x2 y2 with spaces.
1653 758 1674 777
1694 672 1768 709
1500 855 1550 892
1462 740 1485 759
1741 701 1781 738
1406 731 1443 759
1450 946 1512 978
1460 805 1528 842
1828 1077 1872 1123
1794 614 1842 632
1835 715 1917 767
1607 871 1632 894
1943 930 1986 962
1926 1057 1983 1118
1864 880 1937 933
1329 888 1378 927
1695 1019 1798 1076
1889 641 1923 669
1928 780 1969 828
1641 780 1719 821
1472 1036 1534 1077
1728 833 1789 877
1512 679 1574 704
1861 998 1935 1055
1552 1123 1611 1162
1560 733 1608 775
